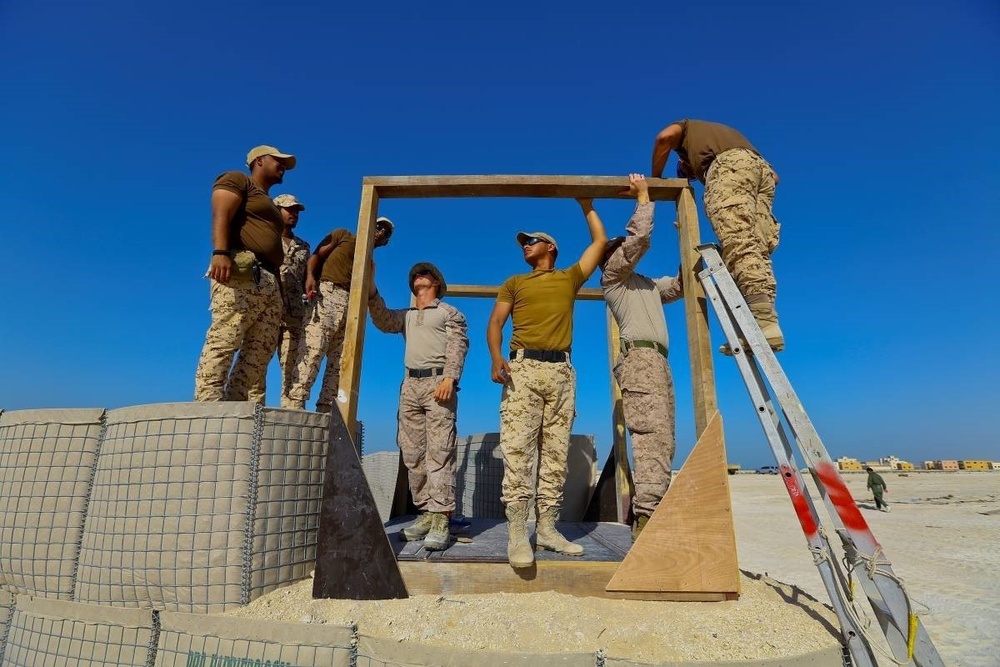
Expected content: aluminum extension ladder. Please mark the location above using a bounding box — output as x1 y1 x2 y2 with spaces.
695 244 945 667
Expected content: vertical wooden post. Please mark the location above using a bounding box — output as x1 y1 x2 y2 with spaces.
338 183 379 447
606 308 633 524
675 186 718 436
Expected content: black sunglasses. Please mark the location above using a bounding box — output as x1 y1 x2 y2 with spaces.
524 237 549 246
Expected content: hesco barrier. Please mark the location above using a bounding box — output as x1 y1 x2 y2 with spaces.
73 403 330 613
0 403 329 614
0 409 106 599
0 597 155 667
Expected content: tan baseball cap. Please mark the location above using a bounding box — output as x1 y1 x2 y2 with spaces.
376 216 394 237
272 194 305 210
515 231 558 250
246 145 297 169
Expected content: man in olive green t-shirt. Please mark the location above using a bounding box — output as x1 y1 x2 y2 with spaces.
194 144 296 402
651 119 784 353
486 201 607 569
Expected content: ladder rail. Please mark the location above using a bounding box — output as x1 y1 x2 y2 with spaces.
696 244 945 667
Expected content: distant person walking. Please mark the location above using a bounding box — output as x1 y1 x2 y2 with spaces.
194 145 296 402
282 217 394 413
598 174 684 540
866 467 890 512
486 202 607 569
651 119 783 353
368 262 469 551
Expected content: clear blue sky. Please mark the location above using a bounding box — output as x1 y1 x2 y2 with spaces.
1 0 997 469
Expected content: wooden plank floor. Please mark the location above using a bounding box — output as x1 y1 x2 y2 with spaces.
384 517 729 601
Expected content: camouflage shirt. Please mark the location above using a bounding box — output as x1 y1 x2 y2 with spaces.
280 234 311 319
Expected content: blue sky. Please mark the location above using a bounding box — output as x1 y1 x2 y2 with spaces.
1 0 997 469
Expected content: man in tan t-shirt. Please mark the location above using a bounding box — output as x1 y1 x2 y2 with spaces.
194 144 296 402
282 217 393 413
651 119 784 353
486 202 607 569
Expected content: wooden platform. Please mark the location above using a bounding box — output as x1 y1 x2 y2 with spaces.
385 517 733 601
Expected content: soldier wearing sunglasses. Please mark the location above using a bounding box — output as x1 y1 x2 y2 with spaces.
486 202 607 569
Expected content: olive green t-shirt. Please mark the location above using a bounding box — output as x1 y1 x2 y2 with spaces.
317 229 357 288
675 119 758 182
497 264 586 352
213 171 284 271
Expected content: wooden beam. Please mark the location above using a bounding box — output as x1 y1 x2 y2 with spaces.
447 284 605 300
364 175 688 201
337 183 378 441
606 309 632 524
676 186 718 436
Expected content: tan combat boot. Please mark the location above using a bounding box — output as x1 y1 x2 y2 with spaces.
401 512 433 541
422 513 450 551
720 301 785 355
505 501 534 568
535 507 584 556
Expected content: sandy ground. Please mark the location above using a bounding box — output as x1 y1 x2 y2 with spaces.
234 471 999 666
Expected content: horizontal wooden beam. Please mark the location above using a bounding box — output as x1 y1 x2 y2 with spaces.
364 175 689 201
447 284 605 300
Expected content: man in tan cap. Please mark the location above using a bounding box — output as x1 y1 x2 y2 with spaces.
194 144 296 402
368 262 469 551
234 194 311 403
486 204 607 569
282 216 394 413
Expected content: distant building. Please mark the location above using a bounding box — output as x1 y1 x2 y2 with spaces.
837 456 863 472
959 460 991 471
992 462 1000 471
895 461 915 471
880 455 912 470
926 460 960 471
922 461 936 470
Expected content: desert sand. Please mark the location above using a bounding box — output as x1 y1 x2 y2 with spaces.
234 471 998 666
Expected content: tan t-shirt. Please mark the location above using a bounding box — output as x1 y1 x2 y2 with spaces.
213 171 284 271
675 119 758 182
497 264 586 352
317 229 357 288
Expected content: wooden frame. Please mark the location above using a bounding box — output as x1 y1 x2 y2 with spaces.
332 175 739 600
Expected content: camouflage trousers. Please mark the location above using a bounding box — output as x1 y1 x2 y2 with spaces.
398 375 458 513
499 357 576 514
194 271 282 402
613 347 676 518
283 283 348 412
704 148 781 301
244 314 306 404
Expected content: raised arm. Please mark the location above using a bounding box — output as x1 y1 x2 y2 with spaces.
602 174 654 286
575 198 609 279
366 289 406 334
487 299 514 384
651 123 684 178
654 272 683 304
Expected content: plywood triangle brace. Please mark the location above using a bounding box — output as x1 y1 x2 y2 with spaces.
606 410 740 599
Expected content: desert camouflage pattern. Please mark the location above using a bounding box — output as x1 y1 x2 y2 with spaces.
398 376 458 513
703 147 780 301
283 282 349 412
613 347 676 517
194 271 281 402
499 358 576 513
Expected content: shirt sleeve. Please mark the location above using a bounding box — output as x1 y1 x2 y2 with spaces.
442 303 470 381
213 171 248 196
496 276 516 304
366 291 406 334
654 272 684 304
567 263 586 291
601 202 654 286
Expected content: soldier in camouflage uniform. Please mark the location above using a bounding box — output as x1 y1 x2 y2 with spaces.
282 217 393 412
368 263 469 551
486 204 607 568
235 194 311 404
599 174 683 540
652 119 784 352
194 145 296 402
